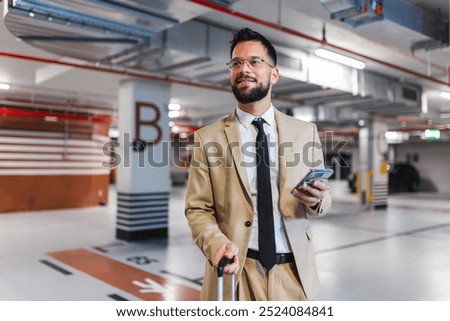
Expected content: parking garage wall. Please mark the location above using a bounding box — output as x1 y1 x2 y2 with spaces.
394 142 450 193
0 108 111 213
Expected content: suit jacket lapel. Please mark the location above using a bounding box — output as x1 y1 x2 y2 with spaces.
224 111 252 200
275 109 297 218
275 110 291 197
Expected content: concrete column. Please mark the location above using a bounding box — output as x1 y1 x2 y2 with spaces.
358 119 389 210
358 126 369 208
116 80 171 240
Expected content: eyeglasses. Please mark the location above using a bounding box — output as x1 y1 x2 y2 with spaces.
226 57 275 70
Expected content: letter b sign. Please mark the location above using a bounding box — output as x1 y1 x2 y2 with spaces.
135 102 162 145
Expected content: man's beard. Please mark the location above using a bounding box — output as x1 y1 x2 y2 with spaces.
231 76 270 104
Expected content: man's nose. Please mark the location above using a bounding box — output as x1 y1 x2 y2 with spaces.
241 60 252 71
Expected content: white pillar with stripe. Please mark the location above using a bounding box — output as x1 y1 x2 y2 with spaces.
116 80 171 240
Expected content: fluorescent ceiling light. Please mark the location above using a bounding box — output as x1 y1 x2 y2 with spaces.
44 116 58 122
0 83 11 90
108 127 119 138
168 103 181 111
385 131 410 143
440 92 450 100
315 48 365 69
168 110 180 118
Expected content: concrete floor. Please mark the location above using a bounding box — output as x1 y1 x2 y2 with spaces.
1 181 450 301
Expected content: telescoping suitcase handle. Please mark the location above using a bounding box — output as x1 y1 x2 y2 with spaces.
217 257 235 301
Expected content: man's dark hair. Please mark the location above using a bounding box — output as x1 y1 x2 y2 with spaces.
230 27 277 66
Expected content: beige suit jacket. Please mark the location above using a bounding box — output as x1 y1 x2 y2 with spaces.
185 108 331 300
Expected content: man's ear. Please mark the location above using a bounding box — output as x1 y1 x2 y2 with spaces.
271 67 280 84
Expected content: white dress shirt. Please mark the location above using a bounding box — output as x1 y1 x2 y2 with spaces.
235 105 292 253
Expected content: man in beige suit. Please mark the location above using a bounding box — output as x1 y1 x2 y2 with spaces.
185 28 331 301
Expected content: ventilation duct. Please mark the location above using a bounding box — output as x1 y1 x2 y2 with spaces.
320 0 384 25
357 71 422 116
320 0 449 51
1 0 427 122
3 0 213 61
296 69 423 125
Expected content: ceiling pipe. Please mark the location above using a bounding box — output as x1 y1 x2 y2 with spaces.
0 105 114 123
368 112 450 133
388 125 450 133
0 50 229 92
0 95 114 114
189 0 449 88
0 50 305 105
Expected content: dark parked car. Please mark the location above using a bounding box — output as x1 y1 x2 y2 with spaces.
389 162 420 193
348 162 420 194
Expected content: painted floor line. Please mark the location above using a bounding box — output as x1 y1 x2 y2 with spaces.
47 248 200 301
108 294 129 301
40 259 73 276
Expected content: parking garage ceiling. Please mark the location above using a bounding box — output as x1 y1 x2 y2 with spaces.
0 0 449 132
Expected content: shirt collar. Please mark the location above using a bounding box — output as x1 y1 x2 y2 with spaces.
236 105 275 129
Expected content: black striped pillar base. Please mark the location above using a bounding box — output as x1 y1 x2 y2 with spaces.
116 191 169 241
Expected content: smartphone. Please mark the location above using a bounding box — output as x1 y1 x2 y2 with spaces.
293 168 334 190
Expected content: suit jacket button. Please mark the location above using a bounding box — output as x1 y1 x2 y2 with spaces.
245 221 251 227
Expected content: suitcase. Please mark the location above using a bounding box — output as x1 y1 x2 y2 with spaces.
217 257 235 301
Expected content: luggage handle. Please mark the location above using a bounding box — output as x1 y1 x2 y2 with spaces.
217 256 235 301
217 257 234 277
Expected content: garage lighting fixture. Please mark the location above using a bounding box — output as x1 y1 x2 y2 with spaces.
315 48 365 70
0 83 10 90
108 127 119 138
168 110 181 118
441 92 450 100
44 116 58 122
168 103 181 111
385 131 410 143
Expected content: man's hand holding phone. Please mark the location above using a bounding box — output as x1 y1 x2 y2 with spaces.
292 180 329 208
291 169 333 208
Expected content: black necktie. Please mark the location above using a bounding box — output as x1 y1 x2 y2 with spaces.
252 118 276 271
